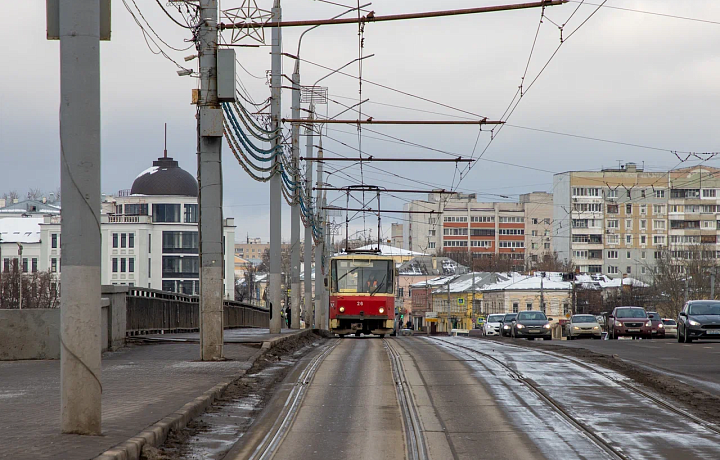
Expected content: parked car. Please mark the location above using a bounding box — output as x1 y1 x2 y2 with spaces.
483 314 506 336
607 306 652 339
499 313 518 337
511 311 552 340
677 300 720 343
646 312 665 338
565 314 602 340
661 318 677 337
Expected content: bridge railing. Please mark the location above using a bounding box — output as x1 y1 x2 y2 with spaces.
126 287 269 335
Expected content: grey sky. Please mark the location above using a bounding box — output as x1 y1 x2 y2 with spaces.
2 1 719 243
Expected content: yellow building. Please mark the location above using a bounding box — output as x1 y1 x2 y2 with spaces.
481 275 572 322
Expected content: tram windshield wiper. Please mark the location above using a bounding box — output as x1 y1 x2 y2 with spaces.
370 274 387 296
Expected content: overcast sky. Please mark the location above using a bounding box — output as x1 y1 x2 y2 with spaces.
2 1 719 243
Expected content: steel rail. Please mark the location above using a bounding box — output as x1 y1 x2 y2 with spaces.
248 339 340 460
429 337 627 460
495 340 720 437
384 339 429 460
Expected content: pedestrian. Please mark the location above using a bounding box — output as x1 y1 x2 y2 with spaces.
285 305 291 328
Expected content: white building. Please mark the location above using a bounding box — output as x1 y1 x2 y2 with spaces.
0 155 235 299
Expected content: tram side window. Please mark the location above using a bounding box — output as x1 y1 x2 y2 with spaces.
332 259 393 294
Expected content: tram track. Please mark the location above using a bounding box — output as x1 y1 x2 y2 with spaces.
494 339 720 437
246 339 339 460
384 338 429 460
430 337 627 460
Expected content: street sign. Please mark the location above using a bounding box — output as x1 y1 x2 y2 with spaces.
457 298 465 305
426 312 438 318
425 318 438 323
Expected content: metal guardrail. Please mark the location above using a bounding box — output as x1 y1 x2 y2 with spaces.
126 287 269 335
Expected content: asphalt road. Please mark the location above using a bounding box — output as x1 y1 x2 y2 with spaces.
543 338 720 395
269 337 405 460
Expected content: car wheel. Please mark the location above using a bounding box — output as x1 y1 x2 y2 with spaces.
677 326 683 343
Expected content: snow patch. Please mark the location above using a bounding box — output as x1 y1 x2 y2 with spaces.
135 166 159 179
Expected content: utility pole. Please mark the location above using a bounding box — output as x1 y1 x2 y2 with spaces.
17 243 23 310
711 271 716 300
540 271 545 314
685 276 689 304
303 108 314 328
198 0 224 360
57 0 103 434
289 55 301 330
269 0 283 334
314 145 325 329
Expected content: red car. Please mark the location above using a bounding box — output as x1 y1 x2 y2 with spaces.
646 311 666 338
607 306 652 339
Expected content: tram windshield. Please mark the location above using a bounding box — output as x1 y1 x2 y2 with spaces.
332 259 393 295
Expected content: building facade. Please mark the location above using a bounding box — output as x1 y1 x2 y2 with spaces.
0 155 236 299
553 163 720 280
403 191 553 267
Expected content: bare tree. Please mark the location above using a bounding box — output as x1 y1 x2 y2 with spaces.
2 190 19 203
27 188 43 200
0 269 60 309
532 251 573 273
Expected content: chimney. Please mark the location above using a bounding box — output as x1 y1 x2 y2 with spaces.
625 162 637 173
42 197 47 204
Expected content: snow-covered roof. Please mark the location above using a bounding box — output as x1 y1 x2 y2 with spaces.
0 199 61 214
410 275 457 288
431 272 511 294
573 274 649 289
352 244 425 256
398 256 466 276
482 274 572 292
0 217 43 243
135 166 159 180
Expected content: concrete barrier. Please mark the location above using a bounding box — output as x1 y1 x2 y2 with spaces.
0 309 61 360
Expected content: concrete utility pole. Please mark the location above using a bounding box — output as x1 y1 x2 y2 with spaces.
17 244 23 310
59 0 102 434
314 145 325 329
540 272 545 313
198 0 225 360
289 60 301 330
269 0 283 334
303 108 314 328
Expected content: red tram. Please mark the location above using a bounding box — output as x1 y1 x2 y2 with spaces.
329 252 396 337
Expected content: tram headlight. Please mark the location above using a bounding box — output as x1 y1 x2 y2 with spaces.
339 306 345 313
379 307 385 314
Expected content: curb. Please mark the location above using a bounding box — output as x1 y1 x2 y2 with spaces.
94 328 317 460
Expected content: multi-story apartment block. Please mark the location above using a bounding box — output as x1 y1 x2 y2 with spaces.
554 163 720 279
403 191 553 267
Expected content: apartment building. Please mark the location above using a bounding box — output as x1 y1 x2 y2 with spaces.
403 191 553 267
553 163 720 279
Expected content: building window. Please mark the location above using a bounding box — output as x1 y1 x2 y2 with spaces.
625 219 632 230
499 216 524 223
607 205 618 214
607 250 618 259
641 235 647 245
703 189 717 198
544 242 550 249
22 258 28 273
526 302 532 311
31 258 38 273
654 189 665 198
162 231 199 253
128 258 135 273
51 258 58 273
148 234 152 253
653 235 666 246
428 242 436 249
532 218 539 224
121 258 127 273
563 303 570 315
129 233 135 248
653 220 666 230
641 251 646 259
608 266 619 274
162 256 200 278
641 267 646 274
148 258 152 278
607 220 619 229
607 235 619 245
653 205 666 215
112 233 118 249
51 233 58 249
121 233 127 248
607 189 618 198
152 204 182 223
112 258 118 273
184 204 198 223
625 204 632 215
627 266 632 274
124 203 148 216
513 302 519 313
640 220 647 230
626 234 632 245
640 204 647 215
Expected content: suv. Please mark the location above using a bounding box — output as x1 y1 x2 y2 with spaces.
646 311 665 338
607 306 652 339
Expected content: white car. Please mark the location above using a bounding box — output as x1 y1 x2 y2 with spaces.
484 314 505 336
662 318 678 337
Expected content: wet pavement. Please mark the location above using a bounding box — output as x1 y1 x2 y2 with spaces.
432 337 720 460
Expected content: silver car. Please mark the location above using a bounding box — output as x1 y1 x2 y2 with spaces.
662 318 677 338
483 314 505 336
566 314 602 340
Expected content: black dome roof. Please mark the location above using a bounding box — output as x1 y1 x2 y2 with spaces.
130 157 198 197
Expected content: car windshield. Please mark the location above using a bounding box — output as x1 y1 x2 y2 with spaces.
647 312 661 320
572 315 596 323
503 314 517 321
688 302 720 315
487 314 505 322
662 319 677 326
517 311 547 321
331 258 393 294
616 308 647 318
